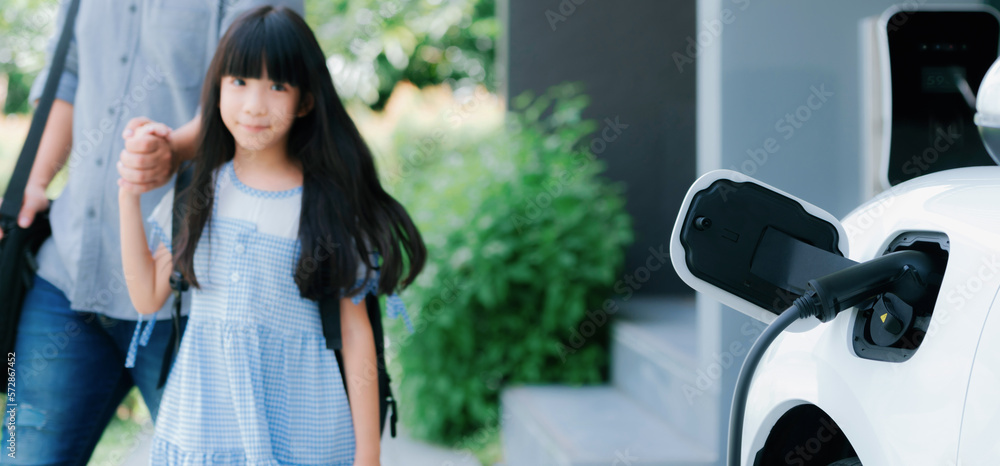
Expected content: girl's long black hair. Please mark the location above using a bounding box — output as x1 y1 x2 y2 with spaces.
173 5 425 300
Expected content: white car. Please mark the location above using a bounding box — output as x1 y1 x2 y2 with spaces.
672 165 1000 466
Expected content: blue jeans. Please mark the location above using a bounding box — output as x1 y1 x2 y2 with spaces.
2 274 187 465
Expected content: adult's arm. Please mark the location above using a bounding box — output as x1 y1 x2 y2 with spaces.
25 99 74 196
0 0 79 240
0 99 73 241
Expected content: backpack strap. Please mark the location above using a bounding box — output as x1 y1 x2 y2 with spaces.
156 160 194 389
322 293 398 438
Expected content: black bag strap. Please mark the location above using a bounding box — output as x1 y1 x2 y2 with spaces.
0 0 80 222
323 292 398 438
157 160 193 389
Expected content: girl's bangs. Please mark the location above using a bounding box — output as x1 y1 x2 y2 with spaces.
218 13 308 88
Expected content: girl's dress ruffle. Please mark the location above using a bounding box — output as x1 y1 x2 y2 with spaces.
347 262 415 333
150 436 331 466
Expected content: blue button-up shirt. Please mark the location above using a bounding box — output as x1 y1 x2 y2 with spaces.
30 0 304 321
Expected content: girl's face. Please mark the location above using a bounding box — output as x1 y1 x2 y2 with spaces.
219 67 309 153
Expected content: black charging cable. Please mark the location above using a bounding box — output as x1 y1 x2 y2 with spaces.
728 250 935 465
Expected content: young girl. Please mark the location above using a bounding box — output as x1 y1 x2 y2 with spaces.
117 6 425 465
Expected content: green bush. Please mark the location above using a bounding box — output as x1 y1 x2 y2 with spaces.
385 83 633 447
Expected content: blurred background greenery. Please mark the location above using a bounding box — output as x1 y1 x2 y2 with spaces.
1 1 632 465
0 0 497 114
374 83 632 461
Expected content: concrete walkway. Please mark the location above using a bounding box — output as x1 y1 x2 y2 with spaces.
119 424 482 466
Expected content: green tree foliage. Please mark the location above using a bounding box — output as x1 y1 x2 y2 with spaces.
306 0 497 108
0 0 58 114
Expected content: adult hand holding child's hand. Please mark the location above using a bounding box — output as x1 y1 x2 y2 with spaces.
117 117 175 195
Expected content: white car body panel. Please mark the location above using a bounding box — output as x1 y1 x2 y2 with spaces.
743 167 1000 465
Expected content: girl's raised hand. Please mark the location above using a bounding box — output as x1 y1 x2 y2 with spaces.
119 118 175 194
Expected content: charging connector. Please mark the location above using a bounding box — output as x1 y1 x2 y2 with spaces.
796 250 935 322
729 250 936 465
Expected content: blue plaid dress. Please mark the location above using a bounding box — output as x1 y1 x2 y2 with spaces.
124 159 410 465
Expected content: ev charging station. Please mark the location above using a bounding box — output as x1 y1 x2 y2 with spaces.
677 4 1000 465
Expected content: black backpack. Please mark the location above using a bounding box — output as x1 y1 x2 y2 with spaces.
158 161 397 438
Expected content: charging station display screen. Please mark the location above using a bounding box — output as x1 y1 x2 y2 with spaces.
921 66 965 93
886 11 999 186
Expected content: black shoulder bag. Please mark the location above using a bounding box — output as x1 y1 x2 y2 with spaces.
0 0 80 357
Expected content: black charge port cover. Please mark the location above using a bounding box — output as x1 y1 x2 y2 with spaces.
679 179 843 314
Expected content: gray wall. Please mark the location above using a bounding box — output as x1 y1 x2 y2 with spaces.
500 0 697 296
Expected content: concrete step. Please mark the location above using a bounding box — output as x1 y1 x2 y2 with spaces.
501 385 715 466
611 297 715 444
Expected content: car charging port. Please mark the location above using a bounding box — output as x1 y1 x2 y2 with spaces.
868 292 915 347
853 232 949 362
